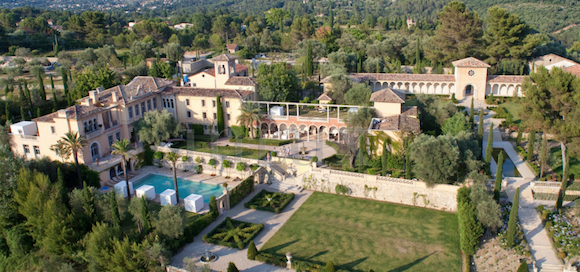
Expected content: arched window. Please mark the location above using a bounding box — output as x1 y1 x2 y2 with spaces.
90 143 99 161
93 118 98 130
465 85 473 96
171 99 174 108
163 99 166 107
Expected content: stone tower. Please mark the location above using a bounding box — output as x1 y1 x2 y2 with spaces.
452 57 490 100
213 54 237 88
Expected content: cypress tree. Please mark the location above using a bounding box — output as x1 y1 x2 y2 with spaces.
540 132 548 178
357 133 366 172
325 261 335 272
110 192 120 227
556 151 570 210
24 84 32 106
405 148 412 179
506 187 520 248
36 108 41 118
494 151 504 201
527 130 536 162
305 40 314 77
516 128 522 146
227 262 239 272
517 260 529 272
478 109 484 137
140 196 151 233
61 67 70 106
50 74 57 106
57 168 68 205
20 106 26 121
4 85 8 96
458 201 482 256
18 84 26 105
485 123 494 165
5 102 10 124
149 61 160 77
247 240 258 260
37 73 46 101
469 98 474 126
381 141 388 176
216 94 225 137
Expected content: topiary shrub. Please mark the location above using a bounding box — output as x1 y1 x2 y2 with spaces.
195 165 203 174
517 260 529 272
325 261 336 272
182 156 188 162
335 184 349 195
558 251 567 259
195 156 202 164
272 151 277 157
247 240 258 260
227 262 239 272
311 156 318 163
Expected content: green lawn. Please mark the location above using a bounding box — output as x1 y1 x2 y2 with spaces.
175 142 268 160
260 192 461 272
550 146 580 179
498 102 523 124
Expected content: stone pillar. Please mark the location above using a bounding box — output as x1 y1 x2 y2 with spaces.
286 253 292 269
223 189 230 211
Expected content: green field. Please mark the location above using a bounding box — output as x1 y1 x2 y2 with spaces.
260 192 461 272
499 102 523 124
550 147 580 179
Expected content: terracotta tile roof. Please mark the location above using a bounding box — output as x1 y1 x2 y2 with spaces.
164 86 243 99
33 105 106 122
77 77 172 106
235 64 248 73
486 75 527 84
225 76 256 86
127 76 174 90
452 57 491 68
227 44 238 50
238 90 254 98
322 73 455 83
212 54 238 61
369 88 405 103
202 68 216 77
371 115 420 132
401 106 418 116
317 92 332 101
563 64 580 77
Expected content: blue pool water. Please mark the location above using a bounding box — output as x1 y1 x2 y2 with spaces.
133 174 224 203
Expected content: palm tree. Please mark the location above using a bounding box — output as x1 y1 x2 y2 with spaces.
49 139 71 162
165 152 181 202
61 131 87 188
111 139 136 200
236 102 264 139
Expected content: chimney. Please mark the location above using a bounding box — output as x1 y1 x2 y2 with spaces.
112 91 118 102
57 109 67 118
89 90 98 102
97 87 104 92
84 98 93 106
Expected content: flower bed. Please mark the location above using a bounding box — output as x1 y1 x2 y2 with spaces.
497 203 531 257
537 205 580 257
244 189 295 213
202 217 264 250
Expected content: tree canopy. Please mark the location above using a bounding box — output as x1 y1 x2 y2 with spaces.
134 110 184 145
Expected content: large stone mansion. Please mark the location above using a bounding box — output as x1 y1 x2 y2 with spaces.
7 54 561 186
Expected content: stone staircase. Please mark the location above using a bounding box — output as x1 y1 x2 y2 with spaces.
537 263 564 272
269 181 303 193
269 162 289 180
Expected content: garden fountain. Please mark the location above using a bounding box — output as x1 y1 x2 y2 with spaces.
200 248 217 263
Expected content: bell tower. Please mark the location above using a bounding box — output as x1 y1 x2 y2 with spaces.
452 57 490 100
213 54 237 88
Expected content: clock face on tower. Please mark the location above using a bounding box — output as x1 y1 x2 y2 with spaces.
468 70 475 76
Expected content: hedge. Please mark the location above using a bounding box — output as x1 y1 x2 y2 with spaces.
244 190 295 213
165 211 218 251
202 217 264 249
230 175 255 207
253 252 352 272
532 192 580 202
229 138 293 146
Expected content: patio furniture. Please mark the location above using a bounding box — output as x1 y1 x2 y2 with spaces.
160 189 177 206
136 185 156 200
184 194 204 213
114 181 134 198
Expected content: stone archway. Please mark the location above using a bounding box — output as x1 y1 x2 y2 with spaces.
465 84 474 96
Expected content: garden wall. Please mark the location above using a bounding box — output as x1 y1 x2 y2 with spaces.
296 168 460 212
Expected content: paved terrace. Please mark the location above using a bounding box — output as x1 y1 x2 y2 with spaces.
169 185 313 272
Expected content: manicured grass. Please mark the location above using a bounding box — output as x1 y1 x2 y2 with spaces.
260 192 461 272
202 217 264 249
498 102 522 124
550 146 580 179
244 189 295 213
175 142 268 160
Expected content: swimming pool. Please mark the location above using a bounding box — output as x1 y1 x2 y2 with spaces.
133 174 225 203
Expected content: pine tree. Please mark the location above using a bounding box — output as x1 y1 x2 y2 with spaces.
506 187 519 247
216 94 225 137
469 98 474 126
381 141 388 176
37 73 46 101
227 262 239 272
325 261 335 272
494 151 504 201
485 123 494 165
247 240 258 260
305 40 314 77
108 192 120 227
140 197 151 233
516 128 522 146
527 130 535 162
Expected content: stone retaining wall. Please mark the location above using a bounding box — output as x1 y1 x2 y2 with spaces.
295 168 460 212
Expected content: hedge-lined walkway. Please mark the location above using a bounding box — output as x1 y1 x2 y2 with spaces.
169 184 313 272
